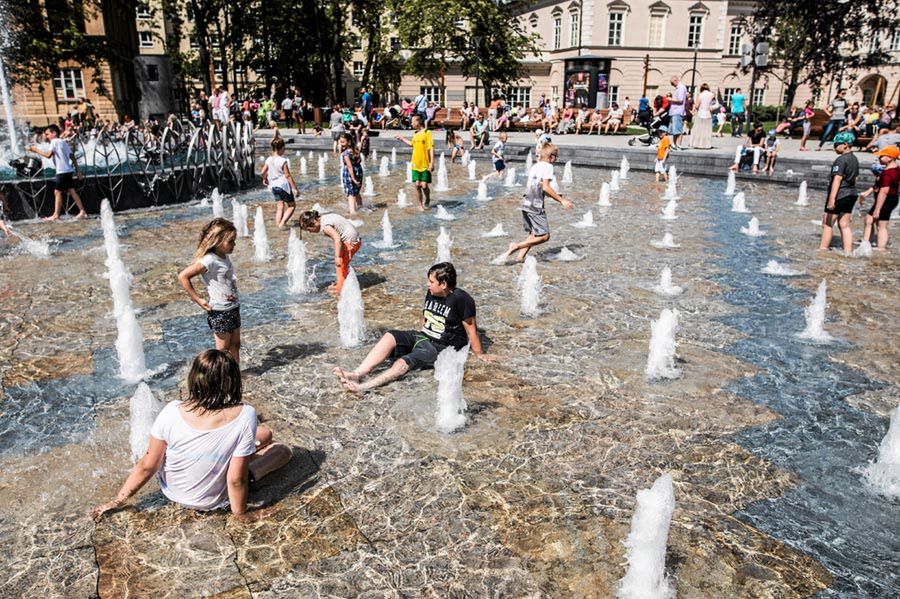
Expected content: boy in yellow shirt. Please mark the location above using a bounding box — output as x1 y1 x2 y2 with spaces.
395 114 434 211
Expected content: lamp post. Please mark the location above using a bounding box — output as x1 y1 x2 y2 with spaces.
690 46 698 92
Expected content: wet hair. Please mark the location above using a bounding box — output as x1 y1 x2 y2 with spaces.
271 137 285 152
428 262 457 289
185 349 242 412
297 210 320 233
195 218 237 260
46 124 61 135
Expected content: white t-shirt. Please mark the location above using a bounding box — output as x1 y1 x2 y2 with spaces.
281 98 293 110
150 401 257 511
199 253 239 311
523 161 556 213
264 155 291 193
50 138 74 174
320 213 360 243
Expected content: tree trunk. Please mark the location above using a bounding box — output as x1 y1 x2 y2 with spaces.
783 62 802 112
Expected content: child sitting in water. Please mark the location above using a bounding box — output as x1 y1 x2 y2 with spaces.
260 137 299 229
298 210 362 294
333 262 495 394
91 349 291 520
178 218 242 364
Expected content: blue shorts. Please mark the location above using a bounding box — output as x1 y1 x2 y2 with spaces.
272 188 295 203
494 159 505 172
668 114 684 135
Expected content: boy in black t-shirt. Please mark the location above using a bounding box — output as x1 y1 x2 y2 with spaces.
818 132 859 253
333 262 495 394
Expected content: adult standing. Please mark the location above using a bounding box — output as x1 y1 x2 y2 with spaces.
413 92 428 121
817 89 847 150
729 88 746 137
27 125 87 221
690 83 714 149
281 95 294 128
329 105 345 154
667 76 687 150
361 87 373 122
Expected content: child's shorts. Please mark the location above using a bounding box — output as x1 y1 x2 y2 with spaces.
389 330 447 370
654 159 667 174
522 210 550 236
207 306 241 334
272 188 295 203
824 195 857 216
493 159 505 172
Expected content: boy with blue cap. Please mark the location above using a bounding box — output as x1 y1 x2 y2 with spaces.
818 131 859 252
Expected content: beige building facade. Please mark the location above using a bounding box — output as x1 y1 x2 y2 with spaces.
391 0 900 112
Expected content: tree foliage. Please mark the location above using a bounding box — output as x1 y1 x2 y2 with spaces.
750 0 900 108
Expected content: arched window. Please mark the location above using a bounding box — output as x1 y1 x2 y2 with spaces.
552 8 563 50
648 2 670 47
607 1 630 47
569 8 581 48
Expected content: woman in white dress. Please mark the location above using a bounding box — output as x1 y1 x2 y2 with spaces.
691 83 714 149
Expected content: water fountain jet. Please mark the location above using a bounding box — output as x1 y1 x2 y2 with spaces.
129 383 164 463
645 308 680 380
436 227 453 263
287 229 314 294
518 256 542 316
797 279 834 342
434 345 469 434
338 268 366 347
253 206 271 262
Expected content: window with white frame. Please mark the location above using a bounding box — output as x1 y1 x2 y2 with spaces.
753 87 765 105
648 14 665 47
551 85 559 102
869 33 880 53
138 31 153 48
53 68 84 100
189 35 199 49
609 85 620 105
420 86 441 103
728 23 742 55
353 61 364 76
213 61 223 74
893 29 900 51
688 15 704 48
136 3 151 19
553 14 562 49
608 12 624 46
353 34 363 50
569 10 580 48
529 13 538 30
508 87 531 107
723 88 739 106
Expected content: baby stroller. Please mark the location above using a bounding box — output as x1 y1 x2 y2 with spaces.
628 113 666 147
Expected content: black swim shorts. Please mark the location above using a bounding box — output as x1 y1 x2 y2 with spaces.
868 196 899 221
389 330 447 370
824 195 857 215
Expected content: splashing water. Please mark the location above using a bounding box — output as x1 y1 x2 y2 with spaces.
645 308 680 380
503 167 517 187
129 383 164 463
731 192 749 213
406 161 413 183
372 209 398 249
211 188 224 218
199 198 209 208
379 156 390 177
391 147 397 165
287 229 314 294
8 226 54 258
725 171 736 196
311 203 329 215
610 171 621 191
525 150 533 175
434 345 470 434
477 181 490 202
741 217 765 237
253 206 271 262
372 149 377 163
598 182 612 207
667 166 677 187
232 200 250 237
853 240 873 258
662 174 678 201
115 305 147 384
661 200 678 220
461 150 470 167
363 176 375 197
862 405 900 498
796 181 809 206
651 232 679 248
482 223 507 238
338 268 366 348
317 156 326 181
518 256 542 317
397 189 409 207
300 157 308 176
552 246 583 261
796 279 834 342
761 260 804 276
572 210 595 228
436 227 453 263
438 152 445 170
617 473 677 599
620 155 630 180
562 161 573 184
653 267 683 297
467 160 476 180
435 160 450 192
435 205 455 221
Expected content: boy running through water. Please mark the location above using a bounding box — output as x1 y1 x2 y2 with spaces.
395 114 434 211
499 143 573 263
333 262 495 394
483 132 508 182
818 132 859 253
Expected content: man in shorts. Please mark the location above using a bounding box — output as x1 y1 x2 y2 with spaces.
395 114 434 210
333 262 494 393
818 131 859 252
27 124 87 221
500 143 573 263
668 76 687 149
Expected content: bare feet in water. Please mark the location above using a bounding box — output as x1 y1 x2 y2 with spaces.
332 367 361 381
